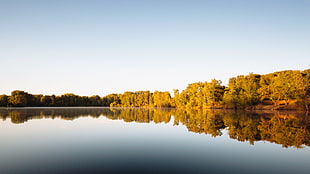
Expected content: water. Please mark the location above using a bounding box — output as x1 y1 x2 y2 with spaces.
0 107 309 174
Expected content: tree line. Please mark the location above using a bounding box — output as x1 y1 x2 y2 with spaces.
174 69 310 110
0 91 103 107
1 69 310 110
0 90 172 108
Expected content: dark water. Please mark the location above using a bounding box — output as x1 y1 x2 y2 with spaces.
0 107 309 174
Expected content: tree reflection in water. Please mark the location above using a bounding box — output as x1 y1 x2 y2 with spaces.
0 108 309 148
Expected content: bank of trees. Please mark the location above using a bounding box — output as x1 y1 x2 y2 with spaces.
1 69 310 109
0 90 172 108
173 79 225 109
174 69 310 109
104 91 172 107
0 91 103 107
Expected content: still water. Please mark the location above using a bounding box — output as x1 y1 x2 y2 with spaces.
0 107 309 174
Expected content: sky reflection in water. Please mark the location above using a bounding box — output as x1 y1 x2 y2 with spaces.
0 108 309 174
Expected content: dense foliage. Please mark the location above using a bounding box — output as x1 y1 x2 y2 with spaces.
174 69 310 110
1 69 310 110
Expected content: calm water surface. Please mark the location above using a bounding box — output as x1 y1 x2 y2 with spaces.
0 107 309 174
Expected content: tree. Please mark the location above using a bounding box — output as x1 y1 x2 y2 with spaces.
120 92 135 107
202 79 225 108
9 90 33 107
173 89 188 108
223 74 260 109
241 73 261 106
173 80 225 109
223 77 242 109
56 93 79 106
303 69 310 95
89 95 102 106
102 94 121 107
153 91 172 107
40 95 52 106
299 69 310 110
259 70 305 105
0 95 9 107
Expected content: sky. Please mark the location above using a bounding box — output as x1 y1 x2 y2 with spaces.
0 0 309 96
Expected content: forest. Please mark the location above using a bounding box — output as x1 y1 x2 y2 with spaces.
1 69 310 110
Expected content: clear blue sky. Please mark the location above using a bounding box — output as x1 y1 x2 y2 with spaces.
1 0 309 96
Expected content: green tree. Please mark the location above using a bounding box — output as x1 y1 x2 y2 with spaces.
202 79 225 108
174 80 225 109
259 70 305 105
223 73 261 109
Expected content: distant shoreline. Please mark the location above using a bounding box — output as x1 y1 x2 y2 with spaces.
1 69 309 111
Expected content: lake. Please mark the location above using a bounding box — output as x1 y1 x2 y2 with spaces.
0 107 309 174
